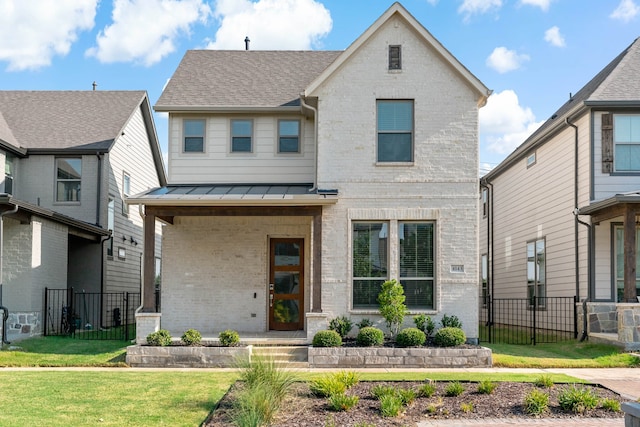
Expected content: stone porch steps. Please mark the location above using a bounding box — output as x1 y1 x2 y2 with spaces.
251 345 309 368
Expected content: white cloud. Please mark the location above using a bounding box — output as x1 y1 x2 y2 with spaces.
0 0 97 71
520 0 552 11
486 47 530 73
610 0 640 22
206 0 331 50
480 90 543 155
544 26 565 47
86 0 211 66
458 0 502 20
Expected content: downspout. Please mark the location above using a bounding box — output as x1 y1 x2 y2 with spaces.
0 202 19 345
566 116 591 341
300 95 318 192
95 153 103 226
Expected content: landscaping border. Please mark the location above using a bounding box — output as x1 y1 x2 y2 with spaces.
126 344 251 368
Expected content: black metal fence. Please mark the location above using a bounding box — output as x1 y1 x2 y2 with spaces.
479 296 577 345
44 287 141 341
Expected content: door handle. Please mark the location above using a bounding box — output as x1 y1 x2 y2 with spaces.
269 294 273 307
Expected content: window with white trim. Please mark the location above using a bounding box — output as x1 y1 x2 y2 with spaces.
278 120 300 153
613 115 640 171
183 119 205 152
122 172 130 215
377 100 413 162
55 158 81 202
231 119 253 152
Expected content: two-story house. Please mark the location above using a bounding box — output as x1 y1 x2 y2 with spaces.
0 91 166 342
480 37 640 349
128 2 490 343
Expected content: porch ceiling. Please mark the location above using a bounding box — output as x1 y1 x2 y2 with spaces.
126 183 338 207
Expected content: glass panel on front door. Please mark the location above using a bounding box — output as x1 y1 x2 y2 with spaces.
269 239 304 331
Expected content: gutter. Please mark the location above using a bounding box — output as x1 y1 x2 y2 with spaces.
299 95 319 192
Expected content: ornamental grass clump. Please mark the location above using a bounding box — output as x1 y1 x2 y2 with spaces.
444 381 465 397
523 389 549 416
309 371 359 398
418 382 437 398
312 330 342 347
433 327 466 347
379 394 403 417
534 374 554 388
328 393 359 412
356 327 384 346
557 384 599 414
181 329 202 346
477 380 497 395
395 327 426 347
146 329 172 346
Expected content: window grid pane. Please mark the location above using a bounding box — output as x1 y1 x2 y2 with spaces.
377 100 413 162
399 222 434 309
279 120 300 153
353 222 388 309
231 120 252 152
184 119 205 152
56 158 81 202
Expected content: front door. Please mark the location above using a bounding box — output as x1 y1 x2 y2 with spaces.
269 238 304 330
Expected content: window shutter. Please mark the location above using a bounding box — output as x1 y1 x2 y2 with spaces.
602 113 613 173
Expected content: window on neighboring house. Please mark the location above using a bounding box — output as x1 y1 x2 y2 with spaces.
4 155 14 194
389 45 401 70
399 222 434 309
55 158 81 202
612 114 640 171
122 172 130 215
352 222 389 308
377 100 413 162
107 196 115 257
231 119 253 152
481 188 488 218
278 120 300 153
481 254 488 307
527 152 536 168
527 238 546 308
613 225 640 302
183 119 205 152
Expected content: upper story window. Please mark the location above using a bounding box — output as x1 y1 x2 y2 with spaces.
55 158 81 202
4 155 14 194
613 114 640 171
231 119 253 153
278 120 300 153
377 100 413 163
183 119 205 153
107 196 115 257
389 45 401 70
527 152 536 168
122 172 130 215
481 188 488 218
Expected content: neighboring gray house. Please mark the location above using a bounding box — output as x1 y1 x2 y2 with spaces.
480 37 640 349
0 91 166 342
128 3 490 343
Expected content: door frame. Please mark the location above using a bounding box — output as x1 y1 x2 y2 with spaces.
268 238 304 330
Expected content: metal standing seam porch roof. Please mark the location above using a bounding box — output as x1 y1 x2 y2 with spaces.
126 184 338 206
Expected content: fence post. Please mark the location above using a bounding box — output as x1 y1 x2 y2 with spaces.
44 287 48 336
487 294 493 344
532 297 537 345
125 292 129 342
573 295 578 339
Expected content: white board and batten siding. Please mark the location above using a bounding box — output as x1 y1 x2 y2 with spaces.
104 105 163 294
168 114 315 184
485 113 591 300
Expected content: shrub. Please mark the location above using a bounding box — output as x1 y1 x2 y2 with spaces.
329 316 353 339
413 314 435 337
377 279 408 338
601 398 621 412
312 330 342 347
146 329 172 346
523 389 549 416
328 393 359 411
395 327 426 347
557 384 599 414
433 327 466 347
534 374 554 388
444 381 465 397
310 376 346 398
181 328 202 346
356 327 384 347
355 318 373 329
219 329 240 347
418 382 436 398
379 394 403 417
440 314 463 329
477 380 497 395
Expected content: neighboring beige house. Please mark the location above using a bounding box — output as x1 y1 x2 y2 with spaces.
129 2 490 343
0 91 166 342
480 37 640 349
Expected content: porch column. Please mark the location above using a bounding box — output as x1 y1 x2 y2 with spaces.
142 212 156 312
623 205 637 303
312 208 322 312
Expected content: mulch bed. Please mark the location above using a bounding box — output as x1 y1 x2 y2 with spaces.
204 380 625 427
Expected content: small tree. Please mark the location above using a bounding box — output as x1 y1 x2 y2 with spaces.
377 279 408 338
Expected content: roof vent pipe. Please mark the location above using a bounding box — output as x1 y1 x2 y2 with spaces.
92 81 97 91
244 36 250 51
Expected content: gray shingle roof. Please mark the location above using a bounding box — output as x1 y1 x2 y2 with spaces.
0 91 148 151
155 50 342 110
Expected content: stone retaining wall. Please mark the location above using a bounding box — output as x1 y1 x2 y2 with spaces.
126 345 251 368
308 346 492 368
617 304 640 351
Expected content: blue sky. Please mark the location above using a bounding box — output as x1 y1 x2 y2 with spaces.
1 0 638 173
